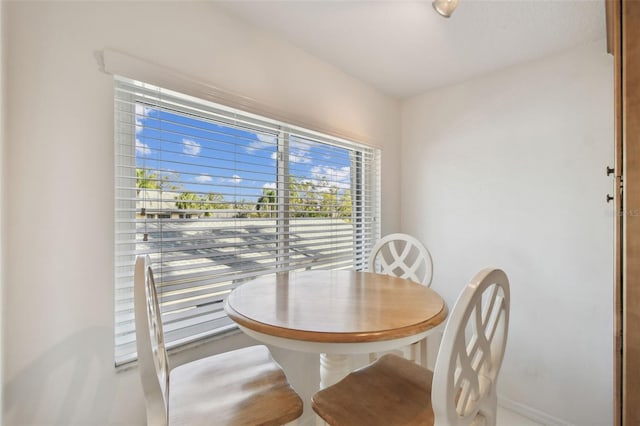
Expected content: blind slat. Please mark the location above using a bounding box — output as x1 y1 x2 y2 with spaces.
114 76 381 366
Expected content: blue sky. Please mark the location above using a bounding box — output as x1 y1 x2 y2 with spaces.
134 104 352 203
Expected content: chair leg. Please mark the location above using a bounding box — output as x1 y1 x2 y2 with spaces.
478 390 498 426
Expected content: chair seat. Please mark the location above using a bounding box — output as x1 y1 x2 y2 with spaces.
313 268 509 426
312 354 435 426
169 345 303 426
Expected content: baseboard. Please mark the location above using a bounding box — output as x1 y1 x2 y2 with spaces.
498 395 575 426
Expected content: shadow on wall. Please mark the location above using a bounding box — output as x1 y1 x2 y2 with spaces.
3 326 127 425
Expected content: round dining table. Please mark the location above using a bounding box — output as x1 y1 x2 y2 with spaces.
224 270 448 389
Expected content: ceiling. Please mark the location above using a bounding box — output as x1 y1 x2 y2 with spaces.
214 0 606 99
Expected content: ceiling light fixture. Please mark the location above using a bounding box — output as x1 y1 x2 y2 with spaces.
432 0 459 18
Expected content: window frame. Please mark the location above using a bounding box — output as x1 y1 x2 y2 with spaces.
114 77 381 366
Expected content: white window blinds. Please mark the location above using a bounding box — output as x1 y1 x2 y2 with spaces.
114 77 381 365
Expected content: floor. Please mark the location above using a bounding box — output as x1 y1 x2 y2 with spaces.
302 408 544 426
499 406 544 426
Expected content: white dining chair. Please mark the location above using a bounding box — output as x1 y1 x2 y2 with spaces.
312 268 510 426
368 233 434 366
134 255 304 426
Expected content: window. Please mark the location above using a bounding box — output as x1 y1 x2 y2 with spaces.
114 77 381 365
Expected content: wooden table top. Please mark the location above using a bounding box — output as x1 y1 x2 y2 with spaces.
225 270 448 344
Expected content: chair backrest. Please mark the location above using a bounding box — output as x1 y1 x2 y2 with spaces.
134 255 170 426
431 268 510 426
368 233 433 286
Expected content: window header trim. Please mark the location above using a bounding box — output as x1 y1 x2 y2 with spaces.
99 49 380 150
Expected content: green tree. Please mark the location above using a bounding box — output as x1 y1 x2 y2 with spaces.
175 192 201 211
288 178 303 217
175 192 229 217
320 187 338 218
233 198 251 218
136 169 161 195
255 177 352 221
338 189 352 221
256 188 276 218
289 179 320 217
203 193 228 216
137 168 182 195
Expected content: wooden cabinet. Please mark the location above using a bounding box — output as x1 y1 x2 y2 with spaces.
607 1 640 424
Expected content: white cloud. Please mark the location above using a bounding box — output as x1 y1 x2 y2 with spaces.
246 135 317 163
290 150 312 164
257 133 277 144
220 175 243 184
246 133 277 153
310 165 351 190
182 139 201 156
136 139 152 156
263 182 276 189
289 137 314 163
194 174 212 183
135 105 153 134
290 136 311 151
270 149 310 163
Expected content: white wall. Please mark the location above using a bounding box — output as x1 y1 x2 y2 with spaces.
401 40 614 425
3 2 401 424
4 2 615 425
